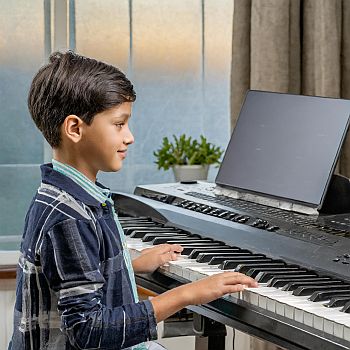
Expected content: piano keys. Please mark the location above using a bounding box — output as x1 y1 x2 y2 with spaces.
113 184 350 350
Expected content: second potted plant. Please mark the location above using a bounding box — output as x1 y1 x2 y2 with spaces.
153 134 224 182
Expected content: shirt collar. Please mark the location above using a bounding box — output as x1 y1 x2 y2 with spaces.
40 162 110 207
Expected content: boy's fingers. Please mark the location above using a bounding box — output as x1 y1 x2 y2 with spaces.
156 244 183 254
154 244 173 253
223 284 246 294
141 244 170 255
223 274 258 288
160 253 173 265
169 244 183 253
158 251 180 265
216 271 258 287
170 252 178 260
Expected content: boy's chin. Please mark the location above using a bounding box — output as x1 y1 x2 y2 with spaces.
104 163 123 172
99 159 123 173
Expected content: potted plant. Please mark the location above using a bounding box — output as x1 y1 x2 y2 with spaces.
153 134 224 182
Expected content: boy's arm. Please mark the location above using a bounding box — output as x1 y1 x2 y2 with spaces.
150 272 258 322
41 218 157 350
131 244 258 320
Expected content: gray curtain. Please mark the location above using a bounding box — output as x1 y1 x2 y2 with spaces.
231 0 350 176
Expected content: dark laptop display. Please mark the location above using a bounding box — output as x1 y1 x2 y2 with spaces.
215 90 350 208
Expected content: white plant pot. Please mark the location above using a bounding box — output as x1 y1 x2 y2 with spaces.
172 165 209 182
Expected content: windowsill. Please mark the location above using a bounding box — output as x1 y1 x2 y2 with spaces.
0 236 21 275
0 251 20 265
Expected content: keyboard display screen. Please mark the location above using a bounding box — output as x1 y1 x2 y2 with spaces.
216 91 350 207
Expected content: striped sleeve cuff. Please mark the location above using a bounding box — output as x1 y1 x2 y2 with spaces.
143 300 158 341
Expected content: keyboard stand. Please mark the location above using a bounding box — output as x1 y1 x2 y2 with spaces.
193 314 226 350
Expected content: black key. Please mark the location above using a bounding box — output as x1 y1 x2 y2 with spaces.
325 296 350 308
142 233 190 242
119 217 151 222
197 252 262 264
188 248 242 259
246 267 300 279
128 226 179 232
180 243 224 255
341 300 350 313
310 290 350 303
145 234 188 244
140 230 188 238
257 271 315 283
235 262 286 274
208 254 266 265
118 218 154 226
125 220 160 224
138 226 178 231
123 225 154 236
293 285 350 297
121 221 156 226
220 258 273 270
124 225 161 235
268 276 331 288
130 229 182 239
282 280 344 292
152 238 212 245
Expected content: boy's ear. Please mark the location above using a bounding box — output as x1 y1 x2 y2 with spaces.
62 115 84 143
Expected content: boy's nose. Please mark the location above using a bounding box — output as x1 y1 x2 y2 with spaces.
124 129 134 145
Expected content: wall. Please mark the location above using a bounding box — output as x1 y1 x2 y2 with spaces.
0 0 233 235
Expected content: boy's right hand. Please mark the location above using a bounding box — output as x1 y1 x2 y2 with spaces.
151 271 258 322
181 272 258 305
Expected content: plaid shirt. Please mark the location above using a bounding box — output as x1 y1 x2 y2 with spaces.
9 163 157 349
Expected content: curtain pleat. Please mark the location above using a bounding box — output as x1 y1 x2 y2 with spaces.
231 0 252 128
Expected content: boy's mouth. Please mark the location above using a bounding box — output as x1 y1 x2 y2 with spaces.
118 149 127 158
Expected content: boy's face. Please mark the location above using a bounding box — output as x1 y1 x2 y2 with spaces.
80 102 134 173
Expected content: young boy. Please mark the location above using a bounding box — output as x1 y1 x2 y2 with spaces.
9 51 258 350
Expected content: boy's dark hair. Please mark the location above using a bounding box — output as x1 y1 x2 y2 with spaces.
28 51 136 147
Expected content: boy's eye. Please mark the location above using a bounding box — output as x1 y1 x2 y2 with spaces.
115 123 125 129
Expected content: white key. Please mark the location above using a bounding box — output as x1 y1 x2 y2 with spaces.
322 312 350 338
256 288 348 334
167 258 199 278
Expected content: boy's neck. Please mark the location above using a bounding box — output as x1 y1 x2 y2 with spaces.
52 149 98 182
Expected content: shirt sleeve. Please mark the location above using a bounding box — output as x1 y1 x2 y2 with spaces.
40 218 158 349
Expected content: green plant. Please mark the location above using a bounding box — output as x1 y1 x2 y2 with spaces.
153 134 224 171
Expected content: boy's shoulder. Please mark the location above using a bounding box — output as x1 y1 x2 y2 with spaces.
36 181 97 222
26 181 97 237
22 181 99 260
34 163 103 226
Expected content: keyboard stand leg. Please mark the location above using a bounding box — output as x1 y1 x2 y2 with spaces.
194 336 208 350
193 314 226 350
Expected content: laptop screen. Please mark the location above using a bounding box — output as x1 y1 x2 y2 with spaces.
215 90 350 207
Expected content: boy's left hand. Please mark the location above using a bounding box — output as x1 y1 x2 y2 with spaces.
132 244 183 273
